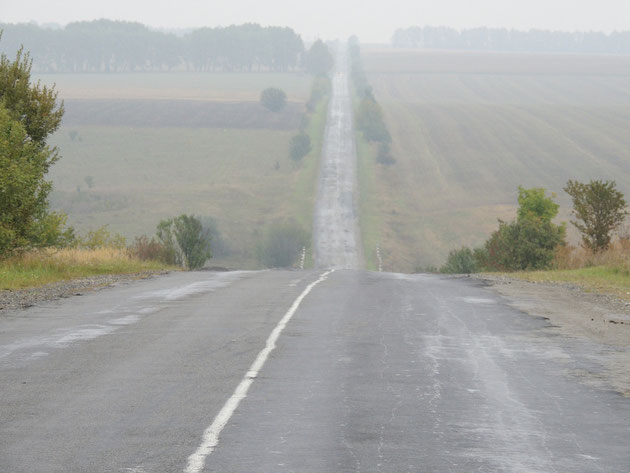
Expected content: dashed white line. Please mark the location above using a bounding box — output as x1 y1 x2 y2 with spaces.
184 270 334 473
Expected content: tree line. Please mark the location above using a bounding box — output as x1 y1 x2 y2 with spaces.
349 37 394 165
392 26 630 54
0 20 305 73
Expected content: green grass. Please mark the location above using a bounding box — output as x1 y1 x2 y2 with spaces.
355 133 381 271
360 49 630 272
49 126 317 268
0 248 172 290
43 71 325 270
501 266 630 300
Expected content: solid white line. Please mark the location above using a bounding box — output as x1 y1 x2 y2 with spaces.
185 270 334 473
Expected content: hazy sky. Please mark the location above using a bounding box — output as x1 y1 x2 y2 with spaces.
2 0 629 42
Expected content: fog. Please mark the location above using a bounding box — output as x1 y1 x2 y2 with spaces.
3 0 630 42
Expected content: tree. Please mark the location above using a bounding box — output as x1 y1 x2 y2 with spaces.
260 87 287 112
0 45 67 255
564 179 628 251
156 215 211 269
289 132 311 161
0 47 64 142
355 96 391 143
483 187 565 271
440 247 478 274
305 39 333 76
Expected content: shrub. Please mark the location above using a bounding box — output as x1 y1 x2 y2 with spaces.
440 247 479 274
260 87 287 112
77 225 126 249
356 96 391 143
475 187 566 271
129 235 165 262
306 77 330 112
289 132 312 162
376 142 395 165
157 215 211 270
484 217 565 271
259 221 308 268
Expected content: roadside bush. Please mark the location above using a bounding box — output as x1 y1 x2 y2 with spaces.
453 187 566 272
129 235 165 262
356 96 391 143
157 215 211 270
440 247 479 274
77 225 126 249
258 221 308 268
484 217 565 271
289 132 312 162
376 142 395 165
260 87 287 112
306 77 330 112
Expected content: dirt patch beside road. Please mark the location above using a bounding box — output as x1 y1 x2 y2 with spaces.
477 274 630 396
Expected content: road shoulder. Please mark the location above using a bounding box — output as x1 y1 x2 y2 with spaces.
476 274 630 396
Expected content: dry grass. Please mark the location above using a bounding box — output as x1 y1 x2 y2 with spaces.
505 240 630 300
0 248 172 290
554 239 630 270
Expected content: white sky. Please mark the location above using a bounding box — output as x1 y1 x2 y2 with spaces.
2 0 629 42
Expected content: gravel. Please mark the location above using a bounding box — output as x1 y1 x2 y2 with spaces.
0 271 171 313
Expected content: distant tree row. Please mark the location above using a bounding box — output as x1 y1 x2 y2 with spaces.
349 37 394 165
392 26 630 54
0 20 305 73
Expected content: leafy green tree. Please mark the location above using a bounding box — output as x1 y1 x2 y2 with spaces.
156 215 211 269
564 179 628 251
440 247 478 273
0 43 68 256
260 87 287 112
0 47 64 142
305 40 333 76
289 132 311 162
156 218 181 266
483 187 565 271
517 186 559 221
356 96 391 143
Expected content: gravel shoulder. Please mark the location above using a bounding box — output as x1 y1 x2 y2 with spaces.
476 273 630 396
0 271 171 313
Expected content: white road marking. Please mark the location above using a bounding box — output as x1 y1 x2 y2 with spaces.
185 270 334 473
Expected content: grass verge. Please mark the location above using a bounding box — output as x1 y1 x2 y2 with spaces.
292 94 330 268
502 266 630 301
0 248 174 290
355 133 381 271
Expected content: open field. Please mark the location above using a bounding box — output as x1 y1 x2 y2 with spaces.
34 72 311 102
41 72 321 269
360 49 630 271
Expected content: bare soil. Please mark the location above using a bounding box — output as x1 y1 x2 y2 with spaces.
477 274 630 396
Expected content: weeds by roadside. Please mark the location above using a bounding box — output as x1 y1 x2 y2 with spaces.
0 247 174 290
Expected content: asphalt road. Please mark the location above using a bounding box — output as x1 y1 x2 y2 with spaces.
1 269 629 472
312 44 362 270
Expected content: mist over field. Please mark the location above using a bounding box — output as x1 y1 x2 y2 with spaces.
2 14 630 270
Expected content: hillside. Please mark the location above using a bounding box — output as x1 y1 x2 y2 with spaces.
44 72 322 269
360 49 630 271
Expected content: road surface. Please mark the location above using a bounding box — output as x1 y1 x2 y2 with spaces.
313 44 362 269
1 269 629 472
